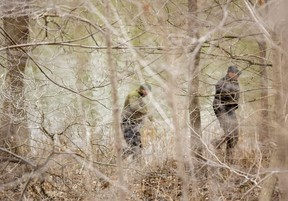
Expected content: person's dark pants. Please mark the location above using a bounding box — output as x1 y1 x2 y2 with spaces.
213 103 239 150
121 119 143 157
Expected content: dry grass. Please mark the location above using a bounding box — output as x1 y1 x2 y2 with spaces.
0 126 280 201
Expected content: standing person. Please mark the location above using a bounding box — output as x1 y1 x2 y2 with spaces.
212 66 241 160
121 83 152 159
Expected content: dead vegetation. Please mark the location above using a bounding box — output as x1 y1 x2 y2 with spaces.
0 148 276 200
0 124 280 201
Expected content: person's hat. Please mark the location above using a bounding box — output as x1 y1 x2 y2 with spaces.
227 66 241 75
140 83 152 91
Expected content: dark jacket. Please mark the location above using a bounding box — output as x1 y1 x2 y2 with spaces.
121 89 148 123
213 75 240 112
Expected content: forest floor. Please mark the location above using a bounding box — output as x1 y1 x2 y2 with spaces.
0 122 280 200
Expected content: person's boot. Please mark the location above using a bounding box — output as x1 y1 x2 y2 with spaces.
225 148 234 164
122 148 133 159
211 137 225 149
131 147 143 165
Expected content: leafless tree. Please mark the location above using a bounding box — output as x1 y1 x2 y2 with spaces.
1 0 288 200
258 1 288 200
0 0 30 155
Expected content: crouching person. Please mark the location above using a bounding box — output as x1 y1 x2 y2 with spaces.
121 83 152 159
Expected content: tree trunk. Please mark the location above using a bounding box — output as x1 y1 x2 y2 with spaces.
188 0 202 161
256 0 270 145
277 28 288 201
258 28 281 201
259 0 288 199
105 1 126 200
187 0 206 200
1 15 30 155
257 41 269 143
